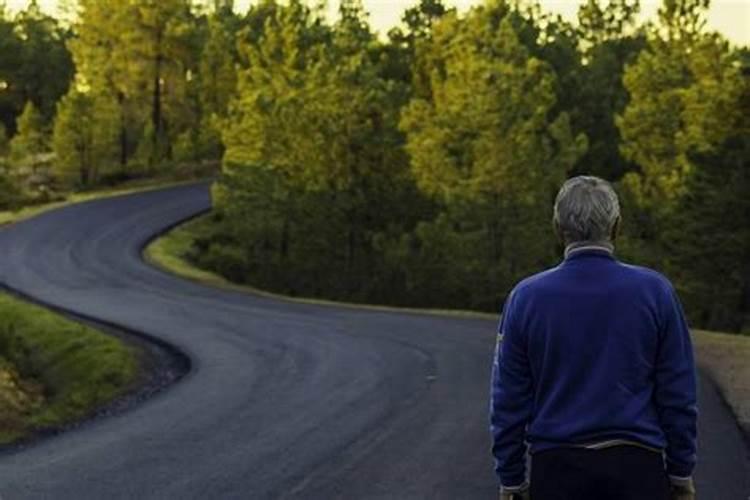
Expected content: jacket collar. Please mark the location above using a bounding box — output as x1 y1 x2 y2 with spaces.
563 240 616 261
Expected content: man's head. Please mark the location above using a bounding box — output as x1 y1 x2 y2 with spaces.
553 176 620 246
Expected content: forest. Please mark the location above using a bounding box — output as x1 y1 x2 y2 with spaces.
0 0 748 333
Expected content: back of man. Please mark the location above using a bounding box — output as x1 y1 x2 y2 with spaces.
489 176 697 500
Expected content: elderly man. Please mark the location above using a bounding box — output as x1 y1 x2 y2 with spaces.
490 176 697 500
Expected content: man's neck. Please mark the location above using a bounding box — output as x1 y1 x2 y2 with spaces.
564 240 615 259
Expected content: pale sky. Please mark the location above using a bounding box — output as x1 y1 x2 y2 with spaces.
5 0 750 45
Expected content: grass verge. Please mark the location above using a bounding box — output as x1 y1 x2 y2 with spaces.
0 293 140 445
147 216 750 439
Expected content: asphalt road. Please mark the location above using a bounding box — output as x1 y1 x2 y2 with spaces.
0 183 747 499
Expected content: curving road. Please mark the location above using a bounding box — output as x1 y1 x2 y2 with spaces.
0 183 747 499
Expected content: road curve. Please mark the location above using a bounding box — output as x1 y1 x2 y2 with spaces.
0 183 747 499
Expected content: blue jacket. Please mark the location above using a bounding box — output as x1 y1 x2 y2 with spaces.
489 246 698 488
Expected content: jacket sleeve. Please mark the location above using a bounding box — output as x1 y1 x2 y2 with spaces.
654 281 698 479
490 287 533 488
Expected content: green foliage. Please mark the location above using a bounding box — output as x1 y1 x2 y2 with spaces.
133 0 198 165
214 0 420 299
617 2 742 204
0 172 23 210
667 131 750 331
0 2 73 136
660 60 750 332
199 12 237 119
9 101 47 162
178 7 242 162
70 0 201 168
402 13 579 202
571 0 645 179
69 0 137 167
577 0 641 47
398 7 586 304
616 0 749 331
52 89 119 187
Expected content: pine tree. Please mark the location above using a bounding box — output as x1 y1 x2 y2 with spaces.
616 0 738 205
70 0 196 168
69 0 142 168
131 0 195 164
572 0 645 179
5 1 74 126
9 101 47 163
400 9 586 303
663 49 749 332
192 7 239 159
616 0 748 331
217 0 331 285
52 88 118 187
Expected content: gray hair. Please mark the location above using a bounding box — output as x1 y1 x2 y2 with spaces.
553 176 620 244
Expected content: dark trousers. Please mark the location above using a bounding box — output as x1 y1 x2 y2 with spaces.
529 446 671 500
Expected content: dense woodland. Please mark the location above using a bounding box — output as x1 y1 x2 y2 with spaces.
0 0 747 333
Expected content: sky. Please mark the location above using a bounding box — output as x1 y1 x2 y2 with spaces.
5 0 750 46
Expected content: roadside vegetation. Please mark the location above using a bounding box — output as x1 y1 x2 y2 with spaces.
0 293 140 445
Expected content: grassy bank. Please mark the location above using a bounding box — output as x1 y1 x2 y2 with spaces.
0 293 140 445
147 216 750 437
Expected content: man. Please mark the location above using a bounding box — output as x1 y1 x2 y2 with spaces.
489 176 698 500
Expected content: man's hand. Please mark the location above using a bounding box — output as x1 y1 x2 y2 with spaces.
670 476 696 500
499 492 529 500
499 483 530 500
670 486 695 500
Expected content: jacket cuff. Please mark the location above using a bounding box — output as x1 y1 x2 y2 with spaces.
499 471 526 490
668 475 695 493
500 481 529 494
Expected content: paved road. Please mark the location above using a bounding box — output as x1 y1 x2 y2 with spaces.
0 183 747 499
